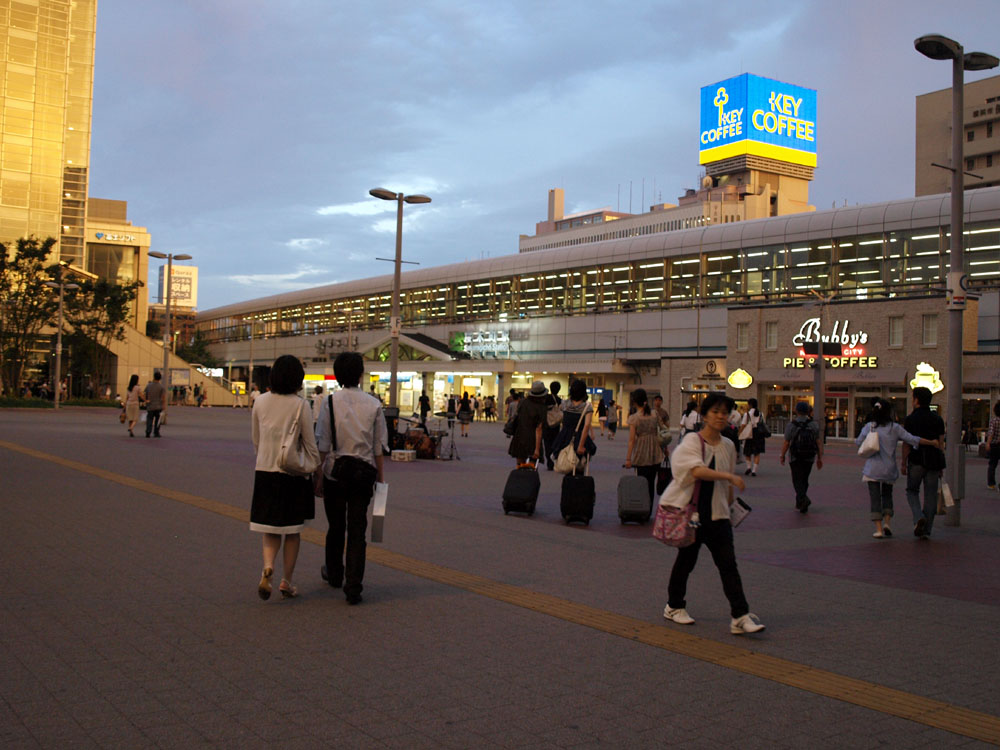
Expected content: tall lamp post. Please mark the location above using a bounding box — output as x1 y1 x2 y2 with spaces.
914 35 998 524
149 251 192 417
368 188 431 409
43 261 80 410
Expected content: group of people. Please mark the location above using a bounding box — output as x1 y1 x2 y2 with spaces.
250 352 385 605
121 371 166 438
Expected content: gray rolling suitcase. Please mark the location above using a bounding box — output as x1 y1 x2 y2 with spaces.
618 474 652 524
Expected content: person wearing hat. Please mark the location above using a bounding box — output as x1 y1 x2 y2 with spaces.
508 381 547 465
779 401 823 513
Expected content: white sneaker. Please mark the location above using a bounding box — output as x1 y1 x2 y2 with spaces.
731 613 765 634
663 606 695 625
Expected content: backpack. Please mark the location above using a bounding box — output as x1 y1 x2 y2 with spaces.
789 421 818 461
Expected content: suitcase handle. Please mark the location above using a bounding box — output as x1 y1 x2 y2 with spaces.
517 458 539 470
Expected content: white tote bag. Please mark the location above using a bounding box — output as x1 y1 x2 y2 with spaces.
857 425 880 458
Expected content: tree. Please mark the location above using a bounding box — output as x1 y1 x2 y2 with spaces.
63 277 139 389
0 237 58 394
176 329 221 368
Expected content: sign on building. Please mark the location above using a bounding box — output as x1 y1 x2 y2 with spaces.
157 265 199 308
699 73 817 168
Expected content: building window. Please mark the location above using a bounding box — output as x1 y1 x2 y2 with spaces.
968 129 975 142
922 314 938 347
765 321 778 350
988 154 994 168
989 122 994 138
737 322 749 351
967 157 976 171
888 316 903 347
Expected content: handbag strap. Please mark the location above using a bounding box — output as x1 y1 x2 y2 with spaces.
328 394 337 452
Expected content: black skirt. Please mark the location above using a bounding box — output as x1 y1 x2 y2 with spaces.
249 470 313 533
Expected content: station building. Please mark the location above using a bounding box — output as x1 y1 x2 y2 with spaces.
196 73 1000 436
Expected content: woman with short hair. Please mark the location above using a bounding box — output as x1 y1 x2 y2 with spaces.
250 355 318 600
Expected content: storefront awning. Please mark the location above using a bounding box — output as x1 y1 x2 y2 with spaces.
755 367 909 386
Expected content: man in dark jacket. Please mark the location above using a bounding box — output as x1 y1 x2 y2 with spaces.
779 401 823 513
901 387 946 540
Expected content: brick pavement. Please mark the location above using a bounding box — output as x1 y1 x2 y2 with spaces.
1 406 999 748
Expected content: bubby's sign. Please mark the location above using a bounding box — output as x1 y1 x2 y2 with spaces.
699 73 817 168
784 317 878 369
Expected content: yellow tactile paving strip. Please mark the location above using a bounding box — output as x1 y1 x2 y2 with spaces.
3 438 998 745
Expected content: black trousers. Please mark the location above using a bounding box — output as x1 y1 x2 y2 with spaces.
667 519 749 618
542 425 560 466
636 464 658 503
322 476 374 597
789 459 813 506
145 409 161 436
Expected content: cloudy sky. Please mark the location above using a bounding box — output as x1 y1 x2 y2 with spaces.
87 1 998 311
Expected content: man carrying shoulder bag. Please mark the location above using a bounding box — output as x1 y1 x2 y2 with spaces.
314 352 387 604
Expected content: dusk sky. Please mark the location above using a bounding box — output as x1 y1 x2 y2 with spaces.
87 1 999 311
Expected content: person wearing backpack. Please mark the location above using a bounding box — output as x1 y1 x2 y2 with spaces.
779 401 823 513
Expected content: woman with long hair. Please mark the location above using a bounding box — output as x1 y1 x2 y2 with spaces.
740 398 765 476
458 391 473 437
250 355 318 599
624 389 662 503
123 374 144 437
856 397 939 539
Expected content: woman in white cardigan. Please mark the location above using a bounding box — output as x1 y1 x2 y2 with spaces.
250 355 318 600
660 393 765 635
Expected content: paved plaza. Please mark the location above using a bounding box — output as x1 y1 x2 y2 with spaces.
2 406 1000 749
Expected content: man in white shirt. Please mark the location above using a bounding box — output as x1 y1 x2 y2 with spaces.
310 385 324 424
314 352 387 605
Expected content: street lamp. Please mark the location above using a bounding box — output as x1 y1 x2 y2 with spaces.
914 34 998 524
43 261 80 410
368 187 431 409
148 251 192 417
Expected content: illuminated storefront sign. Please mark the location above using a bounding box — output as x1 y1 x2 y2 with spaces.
94 231 136 243
463 330 510 358
784 317 877 369
727 368 753 389
699 73 817 168
910 362 944 393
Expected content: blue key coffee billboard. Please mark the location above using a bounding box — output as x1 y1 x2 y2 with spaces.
699 73 817 168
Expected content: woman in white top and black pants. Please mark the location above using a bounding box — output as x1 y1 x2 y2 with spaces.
661 393 765 635
250 355 318 600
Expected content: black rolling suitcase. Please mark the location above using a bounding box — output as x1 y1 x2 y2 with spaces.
503 461 540 515
560 465 595 525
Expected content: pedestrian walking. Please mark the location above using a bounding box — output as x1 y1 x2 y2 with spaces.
779 401 823 513
459 391 472 437
508 381 546 464
986 402 1000 491
542 381 563 470
855 397 940 539
550 379 597 465
474 394 482 422
143 371 166 438
624 389 661 504
606 398 620 440
901 387 946 539
740 398 765 476
679 400 701 441
660 393 764 635
315 352 387 605
418 390 431 426
310 385 325 424
250 355 318 600
249 384 260 410
597 398 608 435
123 374 144 437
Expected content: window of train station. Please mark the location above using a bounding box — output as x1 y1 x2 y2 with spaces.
199 222 1000 344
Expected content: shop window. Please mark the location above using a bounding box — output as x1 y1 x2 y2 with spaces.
764 321 778 350
888 316 903 347
737 322 749 351
922 314 938 347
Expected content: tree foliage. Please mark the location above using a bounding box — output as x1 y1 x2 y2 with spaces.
63 277 138 389
176 329 221 368
0 237 58 393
